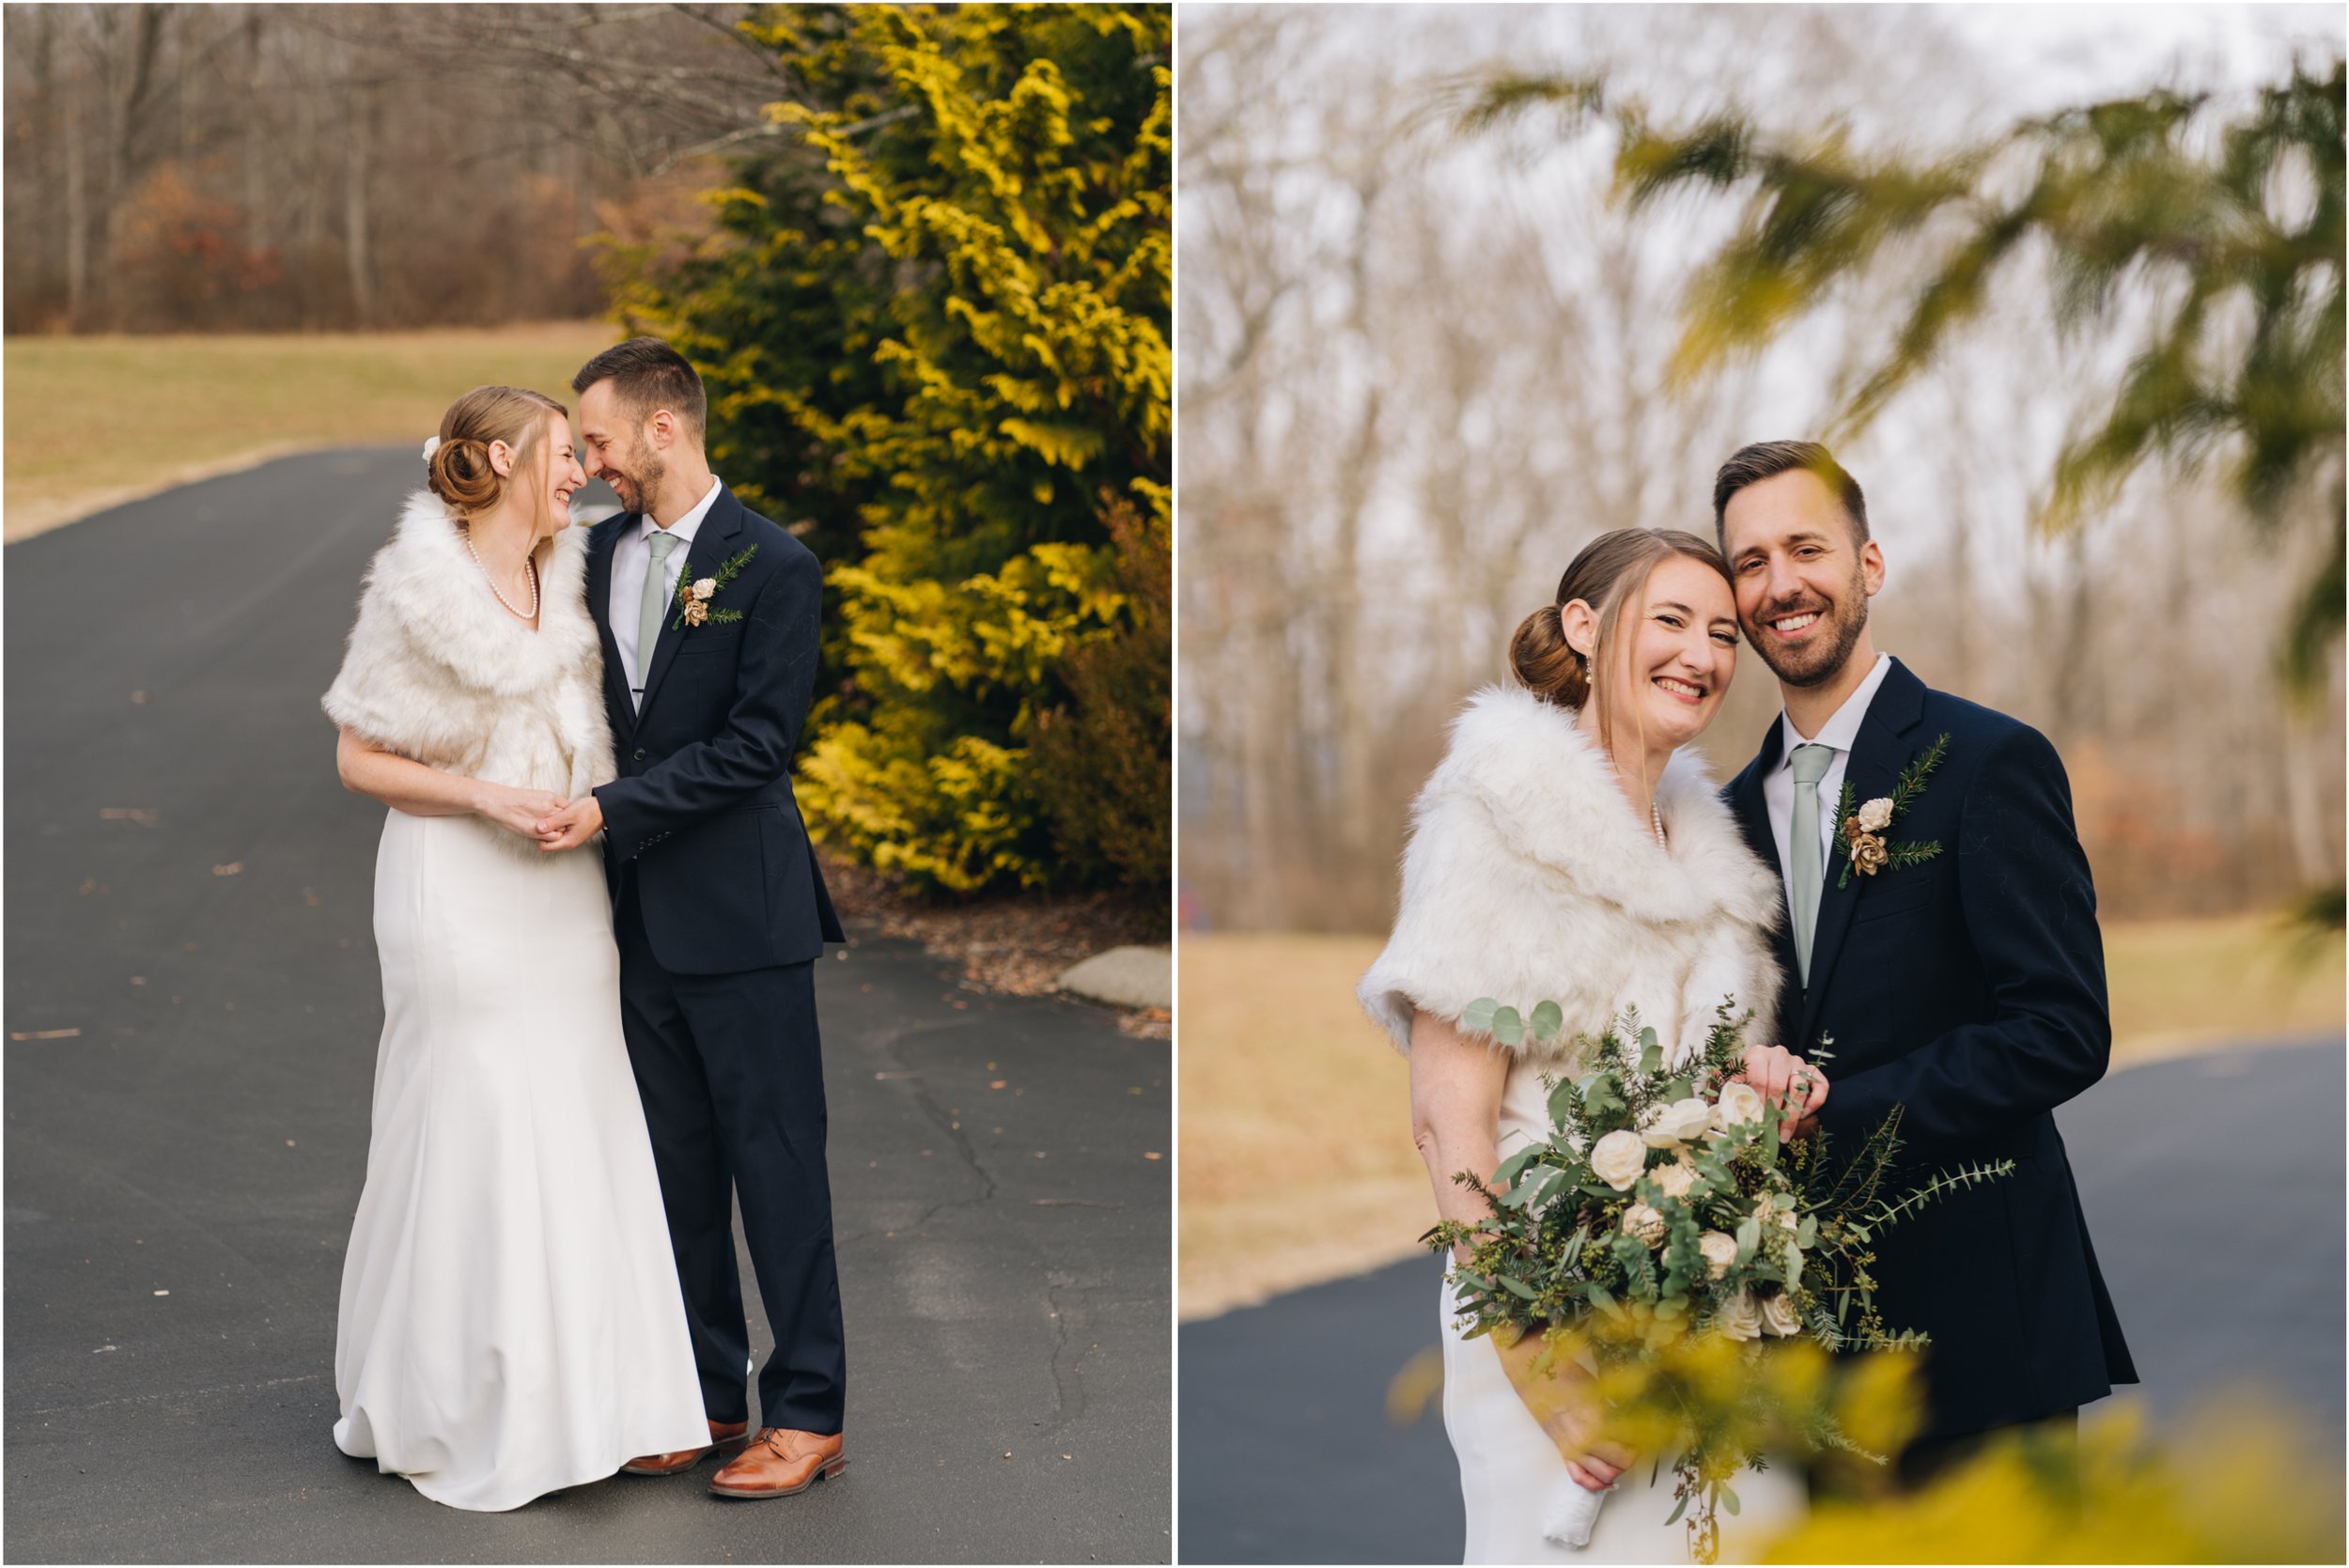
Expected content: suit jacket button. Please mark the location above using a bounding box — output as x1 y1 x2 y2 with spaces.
632 748 646 761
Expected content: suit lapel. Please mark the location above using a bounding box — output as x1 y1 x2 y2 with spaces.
586 512 634 740
1796 659 1927 1049
635 488 744 722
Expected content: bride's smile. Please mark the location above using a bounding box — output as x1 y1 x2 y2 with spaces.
1612 553 1737 747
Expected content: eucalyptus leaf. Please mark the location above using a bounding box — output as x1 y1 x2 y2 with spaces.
1493 1146 1541 1188
1639 1039 1665 1075
1463 997 1500 1033
1735 1217 1762 1265
1493 1006 1525 1048
1498 1274 1539 1300
1665 1490 1690 1526
1531 1000 1564 1041
1719 1483 1740 1516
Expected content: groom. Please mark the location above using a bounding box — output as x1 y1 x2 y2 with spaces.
1715 440 2136 1488
537 337 850 1498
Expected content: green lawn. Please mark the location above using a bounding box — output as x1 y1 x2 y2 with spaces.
1178 915 2344 1319
4 322 623 540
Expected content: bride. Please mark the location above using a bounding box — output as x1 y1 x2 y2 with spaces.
1360 528 1828 1562
321 386 708 1510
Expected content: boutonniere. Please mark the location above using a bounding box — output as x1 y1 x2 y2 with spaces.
673 544 757 629
1833 732 1950 889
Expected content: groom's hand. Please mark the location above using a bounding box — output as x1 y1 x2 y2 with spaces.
1735 1044 1829 1137
537 795 604 852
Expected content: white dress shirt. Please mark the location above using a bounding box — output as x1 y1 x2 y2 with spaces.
1762 652 1894 899
609 474 723 700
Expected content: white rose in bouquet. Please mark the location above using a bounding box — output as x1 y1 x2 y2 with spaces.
1713 1080 1766 1131
1591 1129 1648 1191
1760 1291 1804 1337
1641 1095 1713 1148
1622 1203 1667 1248
1858 796 1895 832
1654 1157 1697 1200
1716 1288 1763 1342
1698 1230 1738 1280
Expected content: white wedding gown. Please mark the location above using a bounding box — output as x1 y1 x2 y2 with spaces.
1440 1063 1803 1564
333 809 709 1511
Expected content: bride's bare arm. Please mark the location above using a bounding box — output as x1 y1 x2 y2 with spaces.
1410 1009 1632 1493
336 728 563 840
1408 1009 1510 1254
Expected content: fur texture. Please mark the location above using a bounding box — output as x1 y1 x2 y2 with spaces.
322 490 614 858
1359 684 1784 1064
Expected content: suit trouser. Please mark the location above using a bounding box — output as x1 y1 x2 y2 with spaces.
613 878 847 1435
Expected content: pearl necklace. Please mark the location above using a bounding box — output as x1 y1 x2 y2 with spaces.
1651 800 1666 847
466 536 539 621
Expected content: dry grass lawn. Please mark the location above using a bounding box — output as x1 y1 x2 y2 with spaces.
1178 914 2344 1320
5 322 623 541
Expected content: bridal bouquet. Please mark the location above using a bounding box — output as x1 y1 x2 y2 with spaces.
1426 1001 2013 1561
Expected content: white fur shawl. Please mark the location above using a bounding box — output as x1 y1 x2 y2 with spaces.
322 491 614 857
1359 684 1784 1065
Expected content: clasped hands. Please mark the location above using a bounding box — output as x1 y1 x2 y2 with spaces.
534 795 603 851
477 784 604 851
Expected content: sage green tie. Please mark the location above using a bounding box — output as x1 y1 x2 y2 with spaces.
1790 743 1834 986
635 530 681 709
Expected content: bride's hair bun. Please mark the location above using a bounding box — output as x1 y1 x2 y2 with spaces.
1510 601 1589 708
427 436 500 513
425 384 570 520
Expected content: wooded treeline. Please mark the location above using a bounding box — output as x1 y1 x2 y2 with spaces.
2 4 782 331
1177 6 2346 933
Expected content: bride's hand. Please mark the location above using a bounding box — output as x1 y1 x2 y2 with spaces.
1735 1043 1828 1137
1492 1327 1635 1493
474 784 568 843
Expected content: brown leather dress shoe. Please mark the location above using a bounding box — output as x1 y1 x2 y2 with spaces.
708 1427 846 1498
621 1418 750 1476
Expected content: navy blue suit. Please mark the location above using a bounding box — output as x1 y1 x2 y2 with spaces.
586 486 848 1434
1724 659 2135 1443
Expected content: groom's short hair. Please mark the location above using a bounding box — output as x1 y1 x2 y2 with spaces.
572 336 707 443
1712 441 1869 549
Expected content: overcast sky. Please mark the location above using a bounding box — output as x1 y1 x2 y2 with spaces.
1937 2 2341 104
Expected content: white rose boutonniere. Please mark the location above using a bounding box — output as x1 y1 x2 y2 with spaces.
1834 733 1951 889
672 545 758 631
1591 1129 1648 1191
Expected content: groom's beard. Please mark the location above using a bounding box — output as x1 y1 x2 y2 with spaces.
611 447 666 516
1746 575 1868 688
